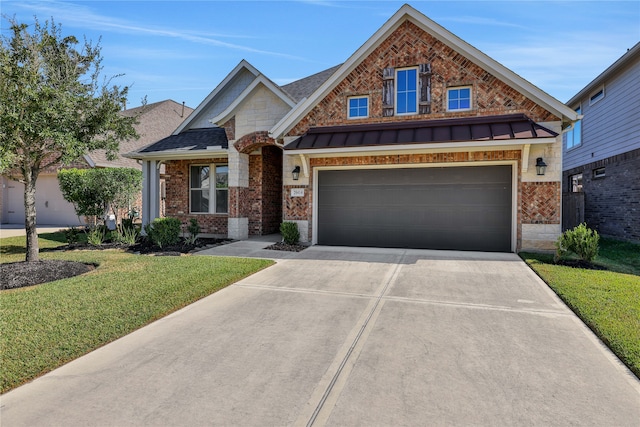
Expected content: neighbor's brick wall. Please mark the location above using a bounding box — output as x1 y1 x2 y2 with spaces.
283 150 561 250
164 159 228 235
287 20 558 137
562 148 640 242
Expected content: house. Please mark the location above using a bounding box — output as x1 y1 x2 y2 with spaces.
562 42 640 242
0 100 193 226
127 4 578 252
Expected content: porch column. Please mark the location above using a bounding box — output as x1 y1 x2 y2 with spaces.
227 144 249 239
141 160 160 230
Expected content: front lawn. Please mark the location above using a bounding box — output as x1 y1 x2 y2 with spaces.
1 234 273 393
521 238 640 378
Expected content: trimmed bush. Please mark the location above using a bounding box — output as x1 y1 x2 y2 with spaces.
280 222 300 245
555 223 600 263
144 217 182 248
185 218 201 245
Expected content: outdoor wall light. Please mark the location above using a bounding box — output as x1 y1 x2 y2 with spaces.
292 166 301 180
535 157 547 176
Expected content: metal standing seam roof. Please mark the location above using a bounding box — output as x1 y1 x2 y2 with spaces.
284 114 558 150
138 128 229 153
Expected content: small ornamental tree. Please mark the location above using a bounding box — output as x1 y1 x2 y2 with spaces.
0 17 138 261
58 168 142 228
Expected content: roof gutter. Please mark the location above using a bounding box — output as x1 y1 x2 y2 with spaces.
123 148 228 161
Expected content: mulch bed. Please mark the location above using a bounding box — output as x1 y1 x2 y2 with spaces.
2 237 307 291
264 242 308 252
0 260 96 290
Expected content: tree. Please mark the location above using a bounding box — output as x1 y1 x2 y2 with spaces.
0 17 137 261
58 167 142 228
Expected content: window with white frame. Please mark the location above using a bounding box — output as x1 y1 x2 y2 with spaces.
564 106 582 150
190 164 228 214
589 87 605 105
395 68 418 114
447 86 472 111
348 96 369 119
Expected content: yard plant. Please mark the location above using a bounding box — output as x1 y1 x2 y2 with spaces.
0 232 273 393
522 237 640 378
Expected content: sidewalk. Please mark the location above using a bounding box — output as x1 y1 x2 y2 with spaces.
0 224 72 238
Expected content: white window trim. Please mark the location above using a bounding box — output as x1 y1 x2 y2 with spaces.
189 163 229 214
347 95 369 119
446 85 473 112
395 67 419 116
593 167 606 178
589 86 605 106
565 105 582 151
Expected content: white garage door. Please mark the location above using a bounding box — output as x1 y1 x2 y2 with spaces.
3 175 83 226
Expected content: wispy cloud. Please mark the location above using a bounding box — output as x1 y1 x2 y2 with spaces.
9 0 305 60
438 15 527 29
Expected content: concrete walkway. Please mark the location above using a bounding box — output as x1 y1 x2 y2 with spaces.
2 245 639 426
0 224 73 238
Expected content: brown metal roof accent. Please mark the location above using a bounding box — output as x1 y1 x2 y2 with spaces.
284 114 558 150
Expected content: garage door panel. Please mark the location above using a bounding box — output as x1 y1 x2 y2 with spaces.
317 166 512 252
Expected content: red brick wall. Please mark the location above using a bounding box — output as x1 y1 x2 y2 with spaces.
287 20 558 137
261 145 283 234
247 146 283 235
164 158 228 235
281 149 561 250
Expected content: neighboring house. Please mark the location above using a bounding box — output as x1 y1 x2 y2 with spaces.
562 42 640 242
127 5 578 252
0 100 193 226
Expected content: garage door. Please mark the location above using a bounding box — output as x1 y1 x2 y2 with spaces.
3 176 83 225
317 166 512 252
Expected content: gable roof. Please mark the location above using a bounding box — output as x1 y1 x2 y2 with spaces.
281 64 342 102
86 100 193 168
174 59 296 134
567 41 640 106
270 4 578 140
286 114 557 152
126 128 229 160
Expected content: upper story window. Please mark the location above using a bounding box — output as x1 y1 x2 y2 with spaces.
348 96 369 119
589 87 605 105
395 68 418 115
564 106 582 150
190 164 228 214
447 86 472 111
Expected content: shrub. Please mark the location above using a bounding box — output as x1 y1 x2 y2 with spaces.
64 227 81 244
555 223 600 263
144 217 181 248
185 218 201 245
280 222 300 245
113 226 138 245
87 227 106 246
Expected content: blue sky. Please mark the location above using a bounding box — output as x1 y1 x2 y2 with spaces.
2 1 639 108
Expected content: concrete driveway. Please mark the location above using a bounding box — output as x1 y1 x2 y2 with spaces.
2 245 639 426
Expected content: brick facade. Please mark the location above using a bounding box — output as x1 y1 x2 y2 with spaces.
248 146 282 235
562 148 640 242
287 20 558 137
164 158 229 235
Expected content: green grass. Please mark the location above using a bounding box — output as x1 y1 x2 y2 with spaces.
521 238 640 378
0 234 273 393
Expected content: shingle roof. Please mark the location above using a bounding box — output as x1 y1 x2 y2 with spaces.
88 100 193 168
281 64 342 102
285 114 558 150
139 128 228 153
